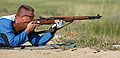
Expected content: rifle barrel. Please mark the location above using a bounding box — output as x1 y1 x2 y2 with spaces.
51 14 102 20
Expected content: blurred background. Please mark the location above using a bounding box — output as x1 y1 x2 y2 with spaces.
0 0 120 50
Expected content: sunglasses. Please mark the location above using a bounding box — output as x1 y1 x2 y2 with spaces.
24 15 35 20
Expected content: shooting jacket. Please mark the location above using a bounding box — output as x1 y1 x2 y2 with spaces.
0 15 54 47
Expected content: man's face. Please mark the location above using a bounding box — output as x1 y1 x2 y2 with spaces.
22 11 35 23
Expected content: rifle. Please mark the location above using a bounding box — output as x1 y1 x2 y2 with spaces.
13 14 102 33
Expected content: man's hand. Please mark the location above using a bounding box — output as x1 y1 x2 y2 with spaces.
51 20 65 29
50 20 65 35
25 21 39 35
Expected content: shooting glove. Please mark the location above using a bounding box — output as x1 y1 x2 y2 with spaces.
49 20 65 35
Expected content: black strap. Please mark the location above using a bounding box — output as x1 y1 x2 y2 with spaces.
34 29 55 34
34 21 74 34
1 33 10 47
0 43 4 47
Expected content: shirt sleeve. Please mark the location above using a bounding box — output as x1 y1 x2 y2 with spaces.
29 32 55 46
38 32 54 45
0 18 28 46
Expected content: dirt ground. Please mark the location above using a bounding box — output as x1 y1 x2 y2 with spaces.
0 37 120 58
0 47 120 58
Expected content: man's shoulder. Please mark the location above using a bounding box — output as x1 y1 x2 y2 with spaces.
0 14 16 21
0 18 12 22
0 18 13 26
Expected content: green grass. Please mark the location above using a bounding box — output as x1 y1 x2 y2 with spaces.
0 0 120 50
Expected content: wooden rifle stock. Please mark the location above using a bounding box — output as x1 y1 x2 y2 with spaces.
13 14 102 33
